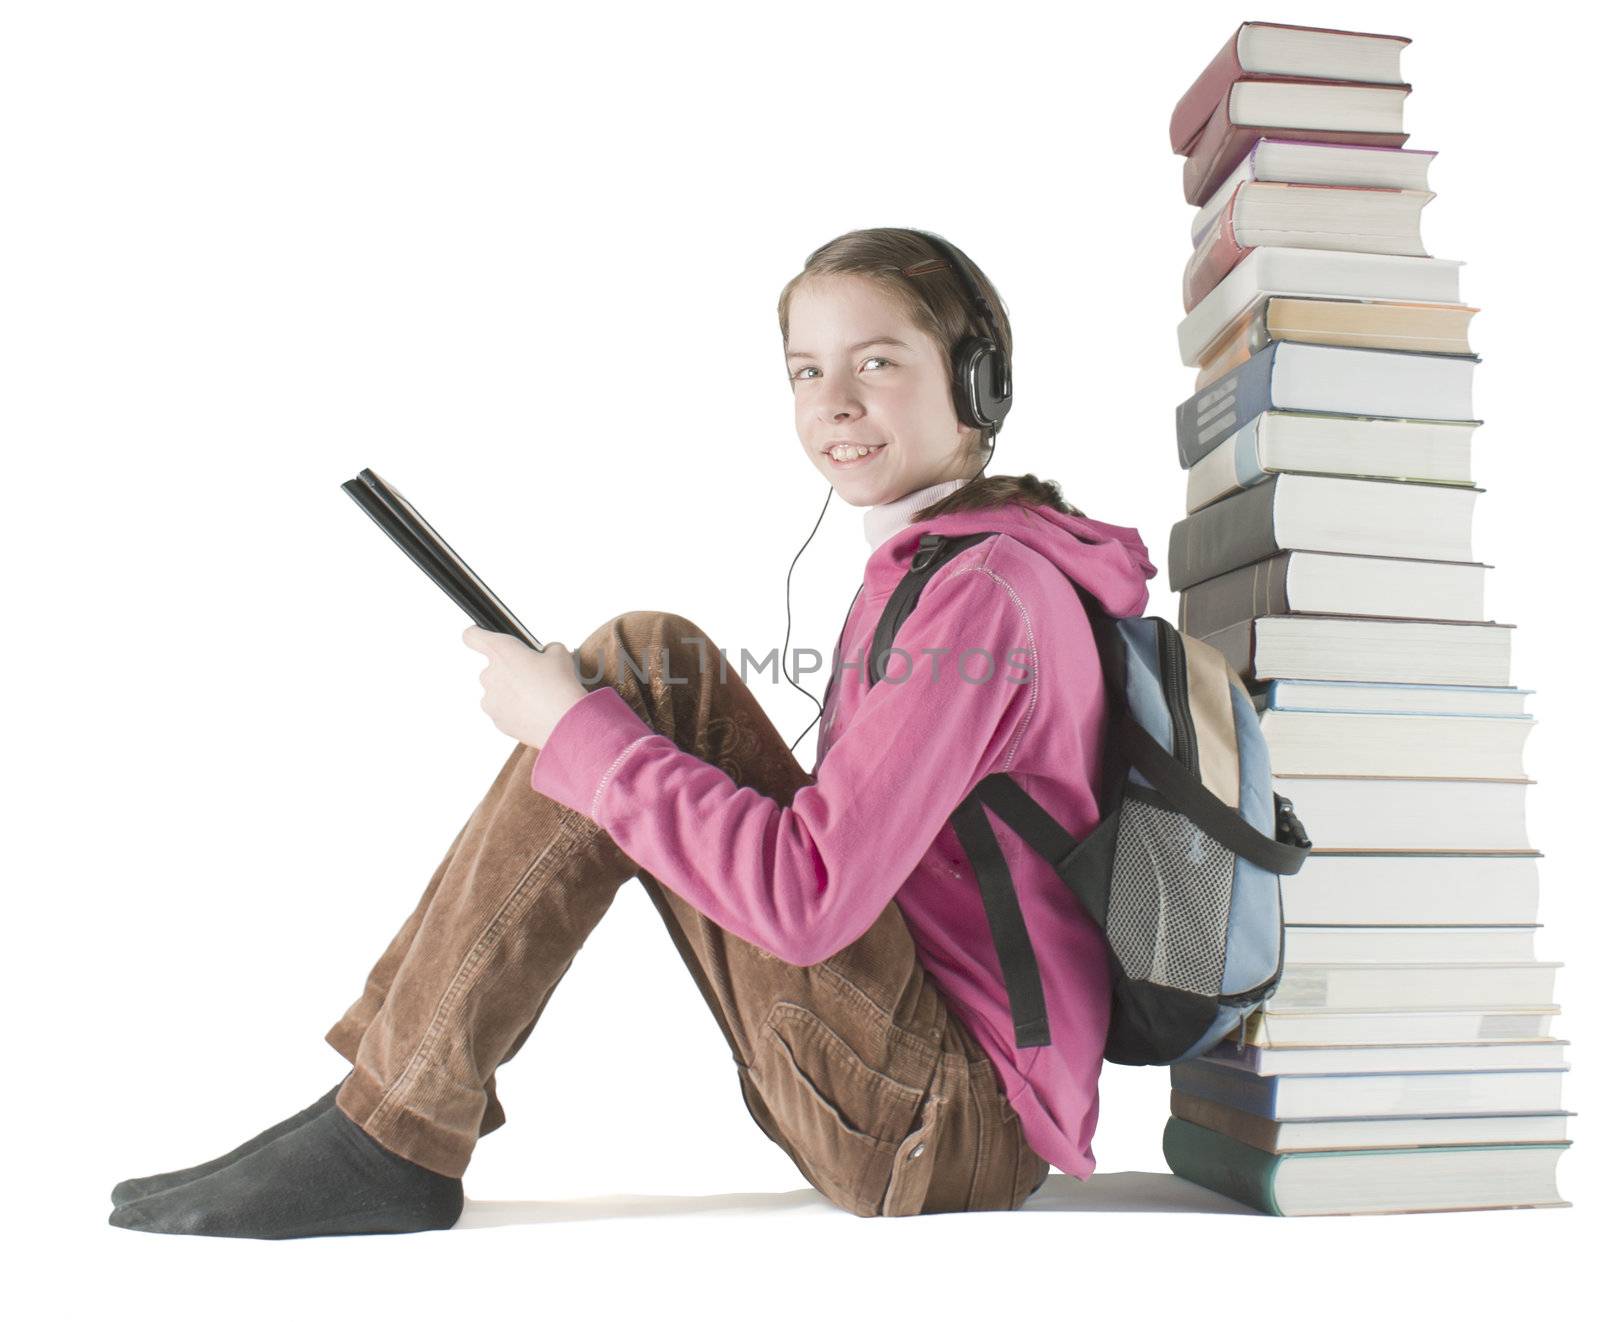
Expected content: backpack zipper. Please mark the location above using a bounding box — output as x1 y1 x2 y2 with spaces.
1156 620 1199 775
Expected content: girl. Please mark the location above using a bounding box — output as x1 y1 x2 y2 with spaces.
108 227 1156 1238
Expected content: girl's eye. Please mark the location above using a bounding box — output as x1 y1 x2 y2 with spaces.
791 357 892 382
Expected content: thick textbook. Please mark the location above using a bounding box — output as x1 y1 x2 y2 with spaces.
1194 296 1477 386
1168 473 1480 590
1190 141 1439 245
1209 615 1514 687
1280 853 1541 926
1181 81 1412 208
1268 777 1532 852
1175 340 1479 468
1169 22 1411 156
1177 247 1463 366
1235 1007 1558 1048
1169 1057 1569 1118
1179 549 1488 633
1259 708 1532 779
1269 961 1560 1011
1203 1037 1566 1076
1253 678 1530 717
1170 1089 1573 1153
1184 183 1432 311
1279 924 1539 964
1163 1116 1570 1215
1184 411 1477 511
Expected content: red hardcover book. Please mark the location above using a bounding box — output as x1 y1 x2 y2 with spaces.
1170 20 1412 155
1182 82 1411 208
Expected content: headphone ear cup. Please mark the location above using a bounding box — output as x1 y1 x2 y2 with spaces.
953 336 1012 430
949 337 981 430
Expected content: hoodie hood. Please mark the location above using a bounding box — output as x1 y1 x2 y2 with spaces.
862 501 1158 620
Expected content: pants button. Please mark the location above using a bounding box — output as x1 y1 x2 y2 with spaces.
909 1142 926 1158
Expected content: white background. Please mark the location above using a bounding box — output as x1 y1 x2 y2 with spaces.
4 0 1593 1316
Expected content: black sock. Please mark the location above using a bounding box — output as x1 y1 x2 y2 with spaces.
107 1103 463 1239
111 1080 344 1207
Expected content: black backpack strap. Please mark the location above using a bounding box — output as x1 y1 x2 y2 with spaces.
867 532 1002 686
950 786 1053 1049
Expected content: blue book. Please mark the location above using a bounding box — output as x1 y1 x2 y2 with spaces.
1254 678 1533 718
1171 1057 1569 1120
1175 340 1481 469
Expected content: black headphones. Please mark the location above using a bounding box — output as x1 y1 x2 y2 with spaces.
781 229 1014 751
899 228 1014 444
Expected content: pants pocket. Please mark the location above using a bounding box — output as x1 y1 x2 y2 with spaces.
749 1002 927 1217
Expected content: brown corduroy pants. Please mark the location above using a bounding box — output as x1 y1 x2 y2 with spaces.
324 610 1050 1217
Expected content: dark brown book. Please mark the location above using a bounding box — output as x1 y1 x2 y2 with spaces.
1178 550 1489 636
1199 614 1514 687
1167 473 1479 592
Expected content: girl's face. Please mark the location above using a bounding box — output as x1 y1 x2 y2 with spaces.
785 273 981 508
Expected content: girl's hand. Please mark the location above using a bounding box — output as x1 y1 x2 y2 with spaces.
462 626 592 749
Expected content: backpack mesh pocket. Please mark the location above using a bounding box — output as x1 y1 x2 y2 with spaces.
1104 792 1235 997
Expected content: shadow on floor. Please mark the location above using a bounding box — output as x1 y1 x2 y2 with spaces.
457 1171 1254 1227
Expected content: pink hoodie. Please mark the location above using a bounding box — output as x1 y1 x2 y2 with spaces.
530 501 1158 1179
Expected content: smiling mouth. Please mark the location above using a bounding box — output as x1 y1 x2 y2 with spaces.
825 443 885 465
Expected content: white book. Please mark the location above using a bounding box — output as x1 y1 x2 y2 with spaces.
1241 1008 1558 1047
1256 679 1531 718
1260 710 1533 778
1170 1090 1572 1152
1218 617 1515 686
1272 776 1530 851
1171 1058 1570 1119
1177 247 1464 365
1185 412 1478 512
1270 961 1561 1012
1282 925 1540 964
1191 140 1438 243
1203 1038 1568 1076
1281 854 1541 925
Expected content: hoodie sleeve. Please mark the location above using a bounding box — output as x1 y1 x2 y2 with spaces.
529 559 1037 965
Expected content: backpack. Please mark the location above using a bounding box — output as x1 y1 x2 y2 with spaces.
865 530 1313 1067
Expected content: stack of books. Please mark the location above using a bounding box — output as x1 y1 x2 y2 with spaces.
1157 20 1574 1217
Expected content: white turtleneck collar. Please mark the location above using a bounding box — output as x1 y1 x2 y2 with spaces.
862 477 972 552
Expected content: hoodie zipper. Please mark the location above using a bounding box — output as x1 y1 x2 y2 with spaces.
1156 619 1199 775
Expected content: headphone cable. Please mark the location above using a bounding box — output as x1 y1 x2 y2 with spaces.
781 482 847 754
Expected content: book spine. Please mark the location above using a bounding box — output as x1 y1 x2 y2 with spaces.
1175 342 1279 467
1180 552 1292 636
1168 476 1284 590
1191 149 1260 245
1200 619 1256 681
1162 1116 1284 1214
1169 1088 1286 1153
1171 1059 1277 1115
1184 111 1411 207
1183 186 1251 311
1168 23 1246 154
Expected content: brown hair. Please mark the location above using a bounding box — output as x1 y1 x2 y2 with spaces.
910 471 1082 523
776 226 1082 520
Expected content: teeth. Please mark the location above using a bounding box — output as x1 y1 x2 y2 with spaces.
830 444 876 460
